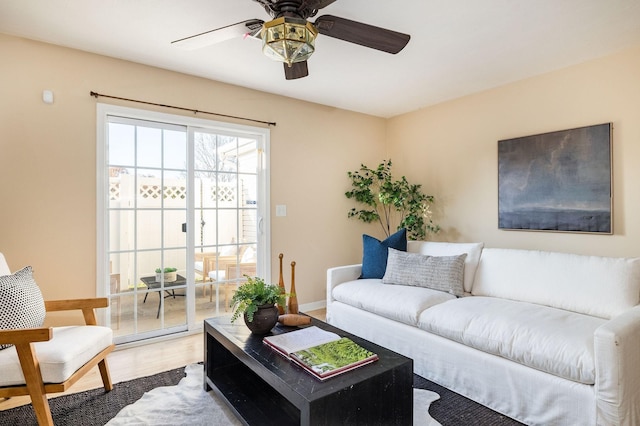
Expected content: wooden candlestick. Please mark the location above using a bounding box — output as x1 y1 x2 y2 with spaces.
288 261 298 314
277 253 286 315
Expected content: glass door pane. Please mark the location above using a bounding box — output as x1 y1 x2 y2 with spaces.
100 104 269 345
107 116 188 343
193 130 259 322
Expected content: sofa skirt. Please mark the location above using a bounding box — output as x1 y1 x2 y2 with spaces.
328 301 595 426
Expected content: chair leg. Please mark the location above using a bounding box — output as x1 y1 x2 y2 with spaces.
15 342 54 426
116 298 121 330
98 358 113 391
30 388 53 426
202 278 214 302
224 284 231 312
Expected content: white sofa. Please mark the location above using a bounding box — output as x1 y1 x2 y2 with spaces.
326 241 640 426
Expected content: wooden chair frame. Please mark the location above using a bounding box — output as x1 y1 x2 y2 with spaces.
225 263 257 281
195 248 249 280
0 298 115 426
195 248 254 308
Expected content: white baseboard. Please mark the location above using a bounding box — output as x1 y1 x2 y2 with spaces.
299 300 326 312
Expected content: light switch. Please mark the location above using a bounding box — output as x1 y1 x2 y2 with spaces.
276 205 287 217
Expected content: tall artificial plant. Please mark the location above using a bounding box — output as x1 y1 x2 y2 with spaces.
345 159 439 240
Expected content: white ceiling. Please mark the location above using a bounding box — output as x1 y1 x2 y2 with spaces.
2 0 640 118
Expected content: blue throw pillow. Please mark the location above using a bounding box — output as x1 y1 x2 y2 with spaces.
360 228 407 279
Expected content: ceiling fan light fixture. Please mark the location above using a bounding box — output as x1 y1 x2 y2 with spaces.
261 16 317 66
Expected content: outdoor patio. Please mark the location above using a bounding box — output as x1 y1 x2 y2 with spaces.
110 280 238 339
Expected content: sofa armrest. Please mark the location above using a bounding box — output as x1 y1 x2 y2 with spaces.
594 304 640 425
326 264 361 305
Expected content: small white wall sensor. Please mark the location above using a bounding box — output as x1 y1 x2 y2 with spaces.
42 90 54 104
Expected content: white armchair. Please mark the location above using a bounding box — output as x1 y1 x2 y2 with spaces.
0 253 115 426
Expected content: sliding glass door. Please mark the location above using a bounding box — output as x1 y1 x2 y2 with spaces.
97 104 269 344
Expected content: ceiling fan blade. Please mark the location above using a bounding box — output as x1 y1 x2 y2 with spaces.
314 15 410 54
284 61 309 80
171 19 264 50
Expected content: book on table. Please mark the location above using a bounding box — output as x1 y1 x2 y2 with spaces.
263 326 378 381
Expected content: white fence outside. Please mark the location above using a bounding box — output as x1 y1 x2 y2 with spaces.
108 175 256 290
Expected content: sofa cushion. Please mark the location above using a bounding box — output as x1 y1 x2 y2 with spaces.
407 241 484 293
0 266 46 350
472 248 640 319
382 248 467 296
0 325 113 386
360 228 407 279
332 279 455 326
418 296 605 384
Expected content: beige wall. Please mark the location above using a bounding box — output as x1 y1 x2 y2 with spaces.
0 34 386 307
3 32 640 311
388 44 640 257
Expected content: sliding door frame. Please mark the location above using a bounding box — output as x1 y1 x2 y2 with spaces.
96 103 271 336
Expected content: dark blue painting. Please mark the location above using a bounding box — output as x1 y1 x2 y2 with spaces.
498 123 612 233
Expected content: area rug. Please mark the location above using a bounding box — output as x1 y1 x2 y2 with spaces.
106 364 440 426
0 367 187 426
0 365 523 425
106 364 240 425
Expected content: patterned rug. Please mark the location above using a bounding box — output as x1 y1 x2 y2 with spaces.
0 365 523 425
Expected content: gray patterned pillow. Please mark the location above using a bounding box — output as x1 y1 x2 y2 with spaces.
0 266 46 350
382 248 467 296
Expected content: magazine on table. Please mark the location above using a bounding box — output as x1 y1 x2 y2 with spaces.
263 326 378 380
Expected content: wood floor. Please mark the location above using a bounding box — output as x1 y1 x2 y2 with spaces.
0 309 326 412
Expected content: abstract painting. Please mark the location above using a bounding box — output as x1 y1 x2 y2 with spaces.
498 123 612 233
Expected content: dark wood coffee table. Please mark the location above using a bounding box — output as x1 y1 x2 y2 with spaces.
204 316 413 425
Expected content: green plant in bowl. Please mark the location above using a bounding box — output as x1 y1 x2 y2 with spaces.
230 276 287 323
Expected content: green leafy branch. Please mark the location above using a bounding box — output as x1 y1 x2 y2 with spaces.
345 159 439 240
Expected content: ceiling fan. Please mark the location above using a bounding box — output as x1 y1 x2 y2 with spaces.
171 0 410 80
